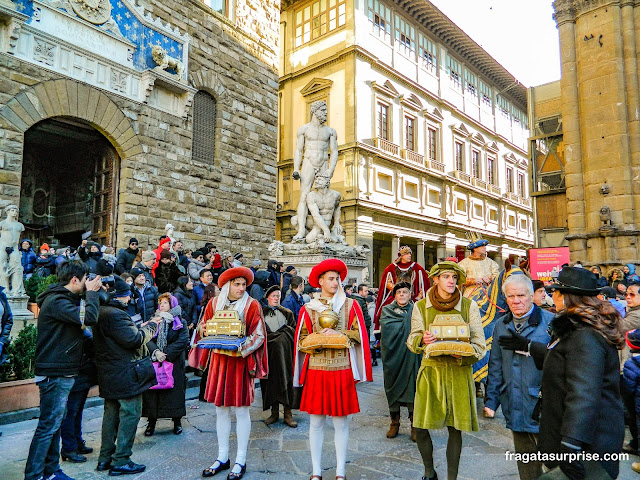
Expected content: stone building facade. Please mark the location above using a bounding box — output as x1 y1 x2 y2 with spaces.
553 0 640 266
278 0 533 283
0 0 278 255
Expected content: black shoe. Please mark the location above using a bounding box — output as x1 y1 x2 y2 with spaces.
61 451 87 463
202 459 230 477
77 441 93 454
108 461 146 476
144 422 155 437
97 461 112 471
227 463 246 480
623 443 640 456
173 419 183 435
421 473 438 480
371 360 378 366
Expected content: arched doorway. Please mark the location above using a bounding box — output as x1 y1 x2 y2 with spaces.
19 117 119 248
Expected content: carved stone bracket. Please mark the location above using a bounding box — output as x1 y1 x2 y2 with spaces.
140 69 197 119
0 1 28 55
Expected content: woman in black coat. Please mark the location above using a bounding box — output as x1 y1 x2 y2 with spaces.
142 293 189 436
501 267 624 479
173 276 197 330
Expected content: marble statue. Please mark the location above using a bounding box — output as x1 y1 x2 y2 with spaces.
301 174 345 245
291 100 338 242
0 205 25 297
152 45 185 78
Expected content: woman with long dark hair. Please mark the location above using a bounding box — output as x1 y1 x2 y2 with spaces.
500 267 624 479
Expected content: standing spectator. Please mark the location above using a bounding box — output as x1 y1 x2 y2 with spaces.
609 267 625 290
485 275 553 480
232 253 244 268
24 261 101 480
173 276 197 329
351 283 374 365
115 238 139 275
621 283 640 455
94 276 160 476
266 259 281 289
210 246 223 278
532 280 555 313
250 259 262 274
598 287 626 318
343 284 353 297
623 330 640 473
0 284 13 365
130 268 159 325
96 247 116 277
281 276 305 322
155 250 180 294
134 251 156 286
60 327 97 463
142 293 189 436
77 241 102 274
55 247 76 269
173 241 190 271
249 270 270 303
624 264 640 285
591 265 608 288
20 239 36 279
121 272 134 285
151 236 172 278
188 251 208 281
193 269 214 321
518 267 625 479
260 286 298 428
281 266 296 297
220 250 233 270
36 244 57 277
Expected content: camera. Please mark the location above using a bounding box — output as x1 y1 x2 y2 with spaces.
88 273 115 287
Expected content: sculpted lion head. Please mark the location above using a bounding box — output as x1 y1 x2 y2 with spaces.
151 44 167 64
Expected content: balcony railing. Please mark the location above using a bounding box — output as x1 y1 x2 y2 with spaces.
449 170 471 184
504 192 521 203
373 137 399 156
472 178 488 190
489 184 500 195
521 197 532 207
401 148 424 165
427 160 445 173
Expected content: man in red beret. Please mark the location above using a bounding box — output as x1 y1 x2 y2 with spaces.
294 258 372 480
197 267 267 480
373 245 429 330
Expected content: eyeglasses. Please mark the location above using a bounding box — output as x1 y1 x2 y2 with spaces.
130 243 138 246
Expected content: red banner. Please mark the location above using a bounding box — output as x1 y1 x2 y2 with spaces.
529 247 571 282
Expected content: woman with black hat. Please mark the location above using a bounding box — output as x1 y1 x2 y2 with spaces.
499 266 624 479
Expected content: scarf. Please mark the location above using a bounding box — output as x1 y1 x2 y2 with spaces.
428 286 461 312
214 282 250 318
305 283 347 315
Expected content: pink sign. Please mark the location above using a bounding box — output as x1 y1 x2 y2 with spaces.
529 247 571 282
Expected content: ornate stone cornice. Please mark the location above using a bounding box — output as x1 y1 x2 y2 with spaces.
554 0 636 25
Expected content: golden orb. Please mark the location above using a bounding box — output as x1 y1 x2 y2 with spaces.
318 310 339 329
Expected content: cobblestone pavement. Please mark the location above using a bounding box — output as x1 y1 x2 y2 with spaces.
1 366 638 480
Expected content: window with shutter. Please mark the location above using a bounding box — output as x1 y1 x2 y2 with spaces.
192 91 216 164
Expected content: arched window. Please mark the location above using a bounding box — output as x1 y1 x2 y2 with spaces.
192 90 216 164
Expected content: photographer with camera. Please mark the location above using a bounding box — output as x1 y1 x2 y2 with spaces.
25 261 102 480
93 276 161 476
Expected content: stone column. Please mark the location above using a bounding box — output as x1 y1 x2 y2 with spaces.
417 239 425 266
392 236 401 263
554 1 587 261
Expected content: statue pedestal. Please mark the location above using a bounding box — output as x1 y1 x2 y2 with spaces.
269 241 370 284
8 294 35 340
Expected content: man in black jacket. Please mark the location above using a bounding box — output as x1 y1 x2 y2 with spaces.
25 261 102 480
94 276 160 476
115 238 139 275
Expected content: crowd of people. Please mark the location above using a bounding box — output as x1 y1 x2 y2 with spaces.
6 232 640 480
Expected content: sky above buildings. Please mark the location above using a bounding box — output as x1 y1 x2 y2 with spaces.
430 0 561 87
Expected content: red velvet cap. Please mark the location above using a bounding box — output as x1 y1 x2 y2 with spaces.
308 258 348 288
218 267 254 288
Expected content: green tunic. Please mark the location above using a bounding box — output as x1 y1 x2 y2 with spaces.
406 292 486 432
380 300 421 407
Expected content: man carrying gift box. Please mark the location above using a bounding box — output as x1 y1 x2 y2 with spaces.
198 267 267 480
406 260 486 480
294 258 372 480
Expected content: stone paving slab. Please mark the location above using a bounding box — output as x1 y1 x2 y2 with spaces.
1 366 639 479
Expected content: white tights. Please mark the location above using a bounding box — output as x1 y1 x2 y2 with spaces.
213 406 251 474
309 414 350 477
